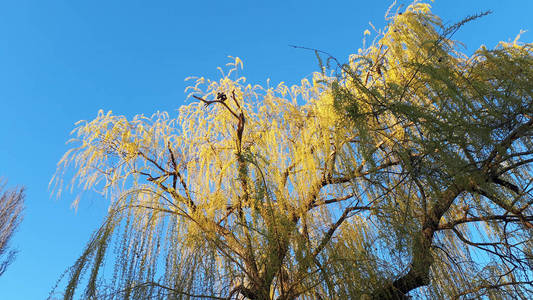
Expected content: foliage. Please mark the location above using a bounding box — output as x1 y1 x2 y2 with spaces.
52 1 532 299
0 181 24 277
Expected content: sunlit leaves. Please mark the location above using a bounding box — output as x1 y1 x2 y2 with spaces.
52 1 532 299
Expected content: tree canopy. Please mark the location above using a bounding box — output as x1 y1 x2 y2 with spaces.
52 2 532 299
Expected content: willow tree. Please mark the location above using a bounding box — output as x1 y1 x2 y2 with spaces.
52 2 532 299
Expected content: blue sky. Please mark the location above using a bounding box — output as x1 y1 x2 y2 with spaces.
0 0 531 298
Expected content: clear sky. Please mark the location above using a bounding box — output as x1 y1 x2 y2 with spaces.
0 0 531 298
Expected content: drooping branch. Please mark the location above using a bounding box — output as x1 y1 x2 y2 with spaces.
311 205 368 259
451 280 533 300
472 187 533 229
483 118 533 172
437 214 532 230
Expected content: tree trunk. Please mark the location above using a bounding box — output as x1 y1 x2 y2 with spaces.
371 185 463 299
